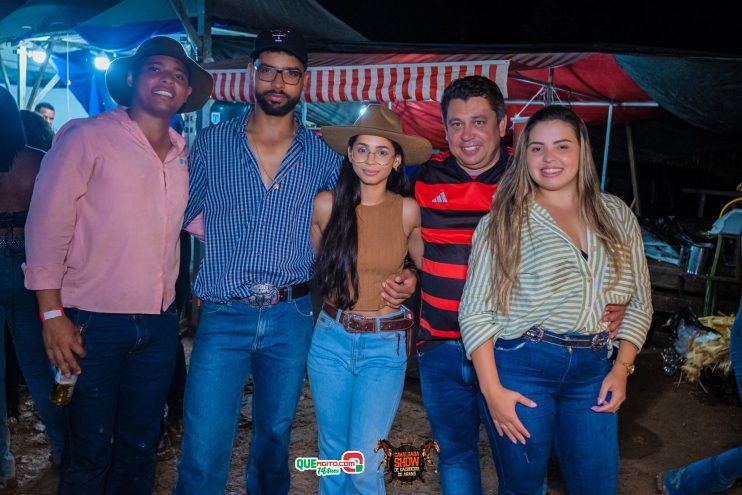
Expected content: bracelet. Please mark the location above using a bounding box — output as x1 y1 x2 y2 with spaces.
40 308 64 321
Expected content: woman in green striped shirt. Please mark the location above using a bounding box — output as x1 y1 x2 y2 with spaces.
459 106 652 494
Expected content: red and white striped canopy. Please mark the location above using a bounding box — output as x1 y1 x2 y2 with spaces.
210 60 509 104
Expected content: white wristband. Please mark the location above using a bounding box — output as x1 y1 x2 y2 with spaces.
40 308 64 321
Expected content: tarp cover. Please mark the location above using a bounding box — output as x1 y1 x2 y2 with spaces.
616 55 742 134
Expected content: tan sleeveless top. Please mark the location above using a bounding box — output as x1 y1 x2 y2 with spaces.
351 193 407 311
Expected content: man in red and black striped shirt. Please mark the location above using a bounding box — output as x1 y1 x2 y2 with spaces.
409 76 508 494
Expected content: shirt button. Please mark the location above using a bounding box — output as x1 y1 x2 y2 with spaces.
586 276 593 282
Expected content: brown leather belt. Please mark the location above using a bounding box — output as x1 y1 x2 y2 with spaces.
322 303 413 334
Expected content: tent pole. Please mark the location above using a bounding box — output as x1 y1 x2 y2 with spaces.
17 45 27 108
600 104 614 191
26 41 53 110
197 0 213 63
35 74 59 103
505 100 658 107
169 0 203 55
626 123 641 215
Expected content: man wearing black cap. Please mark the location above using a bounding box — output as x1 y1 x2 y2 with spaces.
174 27 416 494
24 36 212 494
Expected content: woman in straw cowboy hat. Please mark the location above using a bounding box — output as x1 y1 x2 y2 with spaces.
308 104 431 494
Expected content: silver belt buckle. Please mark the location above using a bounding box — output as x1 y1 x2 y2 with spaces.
591 332 610 351
524 325 544 343
245 283 279 308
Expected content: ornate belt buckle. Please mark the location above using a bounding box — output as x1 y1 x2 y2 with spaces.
524 325 544 343
246 283 279 309
591 332 609 351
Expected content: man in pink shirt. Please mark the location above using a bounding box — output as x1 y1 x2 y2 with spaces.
24 37 212 495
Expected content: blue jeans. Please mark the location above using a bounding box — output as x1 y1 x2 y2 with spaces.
661 306 742 495
489 333 618 495
417 340 498 495
174 294 314 495
307 308 408 495
0 240 65 477
58 306 179 495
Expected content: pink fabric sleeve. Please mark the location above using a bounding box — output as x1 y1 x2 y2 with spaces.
24 122 96 290
185 212 205 242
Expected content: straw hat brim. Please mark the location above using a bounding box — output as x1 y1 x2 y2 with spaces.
321 125 432 166
105 38 213 114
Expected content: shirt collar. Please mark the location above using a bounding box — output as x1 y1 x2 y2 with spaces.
104 107 186 156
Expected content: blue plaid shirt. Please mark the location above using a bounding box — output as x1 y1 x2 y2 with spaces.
184 106 341 303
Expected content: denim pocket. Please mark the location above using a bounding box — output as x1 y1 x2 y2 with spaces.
200 300 229 315
314 311 336 330
291 295 313 318
65 307 94 330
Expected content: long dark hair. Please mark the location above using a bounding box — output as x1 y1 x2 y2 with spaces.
315 135 408 309
0 87 26 172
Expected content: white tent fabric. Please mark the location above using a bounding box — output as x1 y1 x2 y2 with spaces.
210 60 509 103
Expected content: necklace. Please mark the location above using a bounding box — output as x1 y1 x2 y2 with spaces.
247 123 298 191
251 138 276 188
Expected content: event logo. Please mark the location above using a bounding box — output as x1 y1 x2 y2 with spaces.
375 439 439 484
294 451 364 476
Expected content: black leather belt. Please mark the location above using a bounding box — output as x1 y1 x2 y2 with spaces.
523 325 610 351
232 282 310 308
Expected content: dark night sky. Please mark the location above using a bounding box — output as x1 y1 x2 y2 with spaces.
317 0 742 56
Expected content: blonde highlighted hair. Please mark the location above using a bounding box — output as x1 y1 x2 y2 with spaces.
484 106 626 312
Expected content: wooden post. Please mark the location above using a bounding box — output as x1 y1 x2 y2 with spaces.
626 123 641 216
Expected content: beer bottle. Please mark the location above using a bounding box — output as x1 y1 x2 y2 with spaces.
49 324 86 406
50 368 77 406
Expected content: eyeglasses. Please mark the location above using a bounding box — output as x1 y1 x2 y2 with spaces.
350 145 396 165
255 64 304 85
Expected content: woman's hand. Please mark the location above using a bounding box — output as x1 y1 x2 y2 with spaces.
482 386 537 445
591 365 628 413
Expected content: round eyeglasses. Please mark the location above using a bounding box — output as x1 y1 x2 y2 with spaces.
255 64 304 85
350 145 396 165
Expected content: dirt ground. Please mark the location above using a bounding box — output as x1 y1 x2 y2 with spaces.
6 342 742 495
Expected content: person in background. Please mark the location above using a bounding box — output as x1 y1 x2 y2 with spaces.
34 102 55 129
4 110 53 443
20 110 54 151
460 106 652 494
24 36 212 494
0 86 65 490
